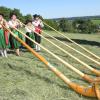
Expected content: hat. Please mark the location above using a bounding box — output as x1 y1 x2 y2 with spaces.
33 14 39 19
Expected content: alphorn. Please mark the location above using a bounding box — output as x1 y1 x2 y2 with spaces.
17 20 100 76
13 27 98 83
2 24 100 99
43 21 100 61
42 29 100 66
18 19 100 66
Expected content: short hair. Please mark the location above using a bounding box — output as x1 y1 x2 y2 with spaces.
10 12 17 18
25 19 32 24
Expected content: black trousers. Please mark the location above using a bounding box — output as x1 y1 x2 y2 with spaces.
34 33 41 44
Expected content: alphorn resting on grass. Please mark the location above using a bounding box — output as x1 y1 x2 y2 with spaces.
12 25 100 84
2 24 100 99
18 19 100 66
17 20 100 77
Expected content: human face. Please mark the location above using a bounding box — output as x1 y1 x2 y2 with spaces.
0 15 3 21
11 15 17 20
35 17 39 21
27 22 32 26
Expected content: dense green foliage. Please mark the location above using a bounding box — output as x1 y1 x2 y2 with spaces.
44 18 99 33
72 19 98 33
0 6 32 23
43 19 59 30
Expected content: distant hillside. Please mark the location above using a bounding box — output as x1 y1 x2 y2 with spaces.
51 15 100 21
92 19 100 24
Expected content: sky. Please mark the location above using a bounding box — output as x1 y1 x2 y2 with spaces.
0 0 100 18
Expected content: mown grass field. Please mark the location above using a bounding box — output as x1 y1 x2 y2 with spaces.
92 19 100 24
0 31 100 100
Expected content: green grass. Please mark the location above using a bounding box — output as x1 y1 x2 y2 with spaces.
0 31 100 100
92 19 100 24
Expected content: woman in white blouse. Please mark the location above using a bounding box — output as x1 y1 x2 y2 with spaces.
8 13 22 56
25 20 35 48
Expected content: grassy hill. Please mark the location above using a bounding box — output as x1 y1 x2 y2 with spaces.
0 31 100 100
92 19 100 24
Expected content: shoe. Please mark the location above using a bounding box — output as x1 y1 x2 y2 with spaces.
0 50 4 57
3 49 8 58
16 49 20 56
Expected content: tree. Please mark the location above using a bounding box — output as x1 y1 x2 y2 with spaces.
59 18 74 32
44 19 59 30
72 19 97 33
24 14 32 22
0 6 12 20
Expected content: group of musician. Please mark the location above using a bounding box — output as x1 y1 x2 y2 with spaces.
0 12 44 57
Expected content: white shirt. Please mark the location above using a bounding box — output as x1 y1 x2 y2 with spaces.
32 20 44 28
25 27 32 33
8 19 21 28
25 25 35 33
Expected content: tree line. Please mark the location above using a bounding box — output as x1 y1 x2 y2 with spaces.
0 6 99 34
44 18 100 34
0 6 32 22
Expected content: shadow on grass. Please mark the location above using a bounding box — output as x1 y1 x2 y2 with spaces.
9 88 29 98
90 65 100 70
7 63 89 87
7 50 15 54
24 70 97 100
46 36 100 47
7 63 70 89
